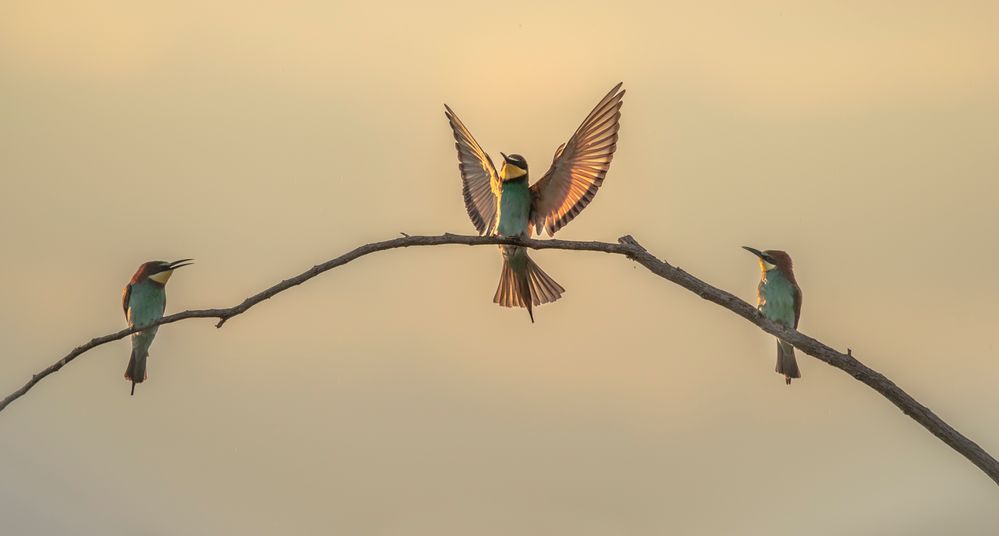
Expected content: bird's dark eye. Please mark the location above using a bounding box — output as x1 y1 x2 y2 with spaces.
763 256 775 264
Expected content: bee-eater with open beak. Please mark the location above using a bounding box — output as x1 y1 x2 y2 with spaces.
122 259 193 395
444 83 625 322
743 247 802 384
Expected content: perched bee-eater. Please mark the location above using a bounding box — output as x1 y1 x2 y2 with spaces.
445 83 625 322
122 259 192 395
743 247 802 384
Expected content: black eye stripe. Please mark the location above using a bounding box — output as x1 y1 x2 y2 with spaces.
505 155 527 168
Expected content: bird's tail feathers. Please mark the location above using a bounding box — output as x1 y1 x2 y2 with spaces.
776 339 800 385
494 248 565 323
124 348 148 396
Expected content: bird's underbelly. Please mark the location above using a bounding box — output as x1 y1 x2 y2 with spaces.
497 209 529 237
131 326 159 349
760 291 795 327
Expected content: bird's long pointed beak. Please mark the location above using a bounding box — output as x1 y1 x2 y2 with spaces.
742 246 764 258
500 152 509 162
168 258 194 269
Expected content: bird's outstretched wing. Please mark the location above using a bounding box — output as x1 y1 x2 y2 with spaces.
530 83 624 236
444 105 501 235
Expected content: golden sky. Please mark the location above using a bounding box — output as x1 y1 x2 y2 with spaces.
1 1 998 533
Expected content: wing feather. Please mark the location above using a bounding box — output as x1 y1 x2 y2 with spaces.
793 285 803 328
121 284 132 320
444 105 500 235
529 83 625 236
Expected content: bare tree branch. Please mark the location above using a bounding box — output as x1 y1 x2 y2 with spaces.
2 233 997 485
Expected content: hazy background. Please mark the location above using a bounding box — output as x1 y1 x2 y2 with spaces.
2 1 998 534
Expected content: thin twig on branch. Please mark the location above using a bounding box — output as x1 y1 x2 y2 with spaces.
2 233 997 485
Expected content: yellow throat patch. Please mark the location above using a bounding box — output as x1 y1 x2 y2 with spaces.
149 270 174 284
500 163 527 181
757 258 777 283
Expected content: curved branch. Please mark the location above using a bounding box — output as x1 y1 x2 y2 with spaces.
2 233 997 485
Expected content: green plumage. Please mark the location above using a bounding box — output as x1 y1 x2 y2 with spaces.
125 280 166 394
758 268 802 383
496 177 532 237
758 271 796 328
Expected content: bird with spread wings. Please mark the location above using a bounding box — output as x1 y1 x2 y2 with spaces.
444 83 625 321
